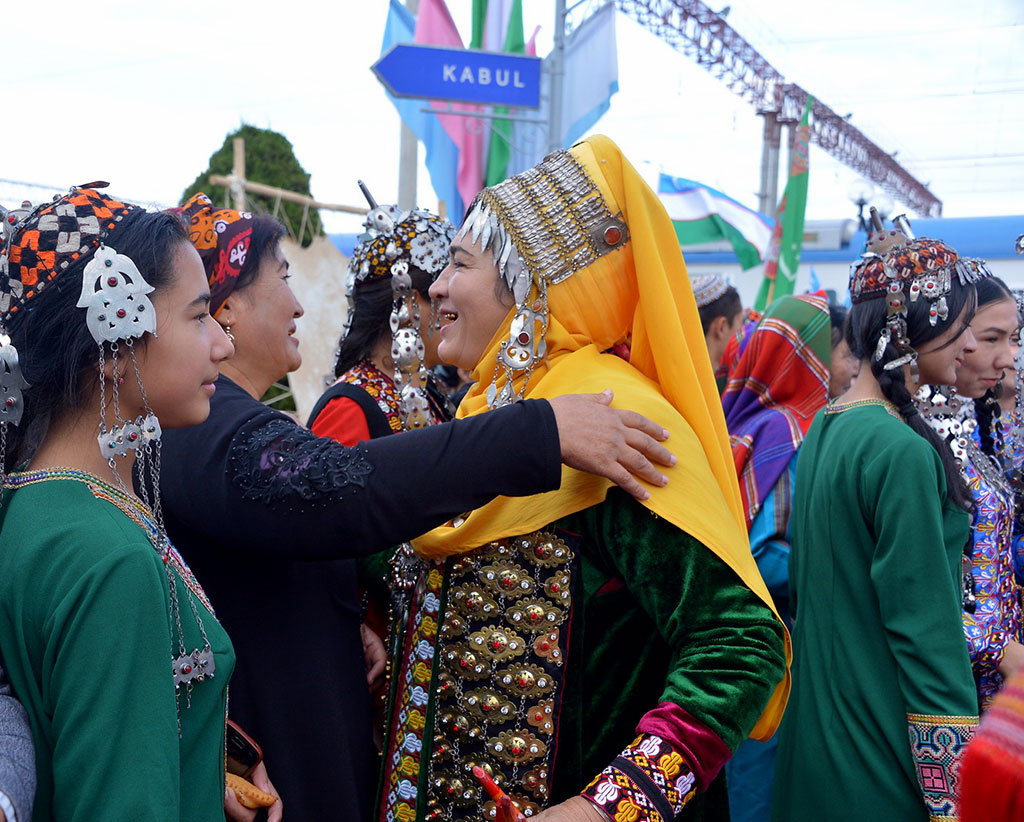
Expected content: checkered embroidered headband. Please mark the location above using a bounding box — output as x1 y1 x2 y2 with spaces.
0 185 139 321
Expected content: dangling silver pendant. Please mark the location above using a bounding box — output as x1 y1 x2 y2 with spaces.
0 334 28 427
173 647 216 689
98 426 130 458
141 412 162 443
77 246 157 344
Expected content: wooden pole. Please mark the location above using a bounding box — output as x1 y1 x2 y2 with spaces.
232 138 247 212
397 0 420 210
208 175 366 216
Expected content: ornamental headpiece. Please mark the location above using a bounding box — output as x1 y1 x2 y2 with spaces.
692 274 730 308
457 149 629 407
0 185 162 496
849 211 991 378
343 183 455 429
174 192 254 318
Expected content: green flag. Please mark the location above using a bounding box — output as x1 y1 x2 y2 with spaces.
470 0 526 187
754 96 812 311
485 1 524 187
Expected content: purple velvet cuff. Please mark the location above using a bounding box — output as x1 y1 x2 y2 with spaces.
635 701 732 791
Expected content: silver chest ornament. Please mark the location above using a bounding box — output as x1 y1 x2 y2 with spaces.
76 245 157 344
0 333 28 426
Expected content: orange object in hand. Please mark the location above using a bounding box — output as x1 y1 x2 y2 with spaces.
225 772 278 809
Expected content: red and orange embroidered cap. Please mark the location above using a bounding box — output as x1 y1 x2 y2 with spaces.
173 192 253 317
0 185 139 319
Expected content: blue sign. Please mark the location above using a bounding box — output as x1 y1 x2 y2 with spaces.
373 44 542 109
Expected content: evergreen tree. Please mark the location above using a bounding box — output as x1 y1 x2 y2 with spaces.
182 124 322 247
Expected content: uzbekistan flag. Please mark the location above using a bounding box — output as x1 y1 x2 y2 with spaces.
658 174 773 270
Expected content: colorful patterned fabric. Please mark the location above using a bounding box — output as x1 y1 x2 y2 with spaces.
174 193 254 317
0 187 138 319
582 733 697 822
378 564 444 822
961 434 1022 710
960 662 1024 821
721 294 830 529
906 713 978 822
339 360 404 434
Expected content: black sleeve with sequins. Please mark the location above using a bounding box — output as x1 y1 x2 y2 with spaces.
154 377 561 559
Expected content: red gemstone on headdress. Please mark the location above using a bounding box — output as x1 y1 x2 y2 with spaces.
517 332 530 345
183 664 192 675
6 216 14 224
116 309 127 318
4 399 13 408
108 277 118 286
604 225 622 245
129 432 138 441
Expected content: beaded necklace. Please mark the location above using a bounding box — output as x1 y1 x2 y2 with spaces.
825 397 902 420
5 466 218 729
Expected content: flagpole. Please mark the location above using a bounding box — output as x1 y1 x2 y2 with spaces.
548 0 566 152
397 0 420 209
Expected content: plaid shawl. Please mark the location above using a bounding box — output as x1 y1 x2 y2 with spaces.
721 294 831 530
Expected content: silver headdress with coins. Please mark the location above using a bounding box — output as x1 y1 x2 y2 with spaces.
456 149 629 408
343 182 455 429
849 210 992 383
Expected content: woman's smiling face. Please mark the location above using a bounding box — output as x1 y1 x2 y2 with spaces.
428 238 514 371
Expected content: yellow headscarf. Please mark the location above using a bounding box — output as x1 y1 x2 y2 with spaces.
414 135 790 739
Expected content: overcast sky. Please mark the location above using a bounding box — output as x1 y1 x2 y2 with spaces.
3 0 1021 234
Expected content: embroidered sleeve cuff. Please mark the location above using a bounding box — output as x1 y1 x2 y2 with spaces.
581 734 697 822
906 712 978 822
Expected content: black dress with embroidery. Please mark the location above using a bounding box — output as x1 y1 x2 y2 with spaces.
153 376 562 822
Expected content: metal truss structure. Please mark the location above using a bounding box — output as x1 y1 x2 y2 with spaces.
615 0 943 216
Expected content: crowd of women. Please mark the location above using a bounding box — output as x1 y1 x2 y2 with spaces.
0 134 1019 822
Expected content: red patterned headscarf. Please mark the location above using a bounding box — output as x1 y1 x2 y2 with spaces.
0 186 139 319
721 294 831 529
173 193 253 317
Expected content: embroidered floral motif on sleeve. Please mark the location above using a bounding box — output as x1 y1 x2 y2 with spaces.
906 713 978 822
230 417 374 504
581 733 697 822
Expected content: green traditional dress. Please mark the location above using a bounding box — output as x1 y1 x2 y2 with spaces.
773 401 979 822
0 473 234 822
377 488 787 821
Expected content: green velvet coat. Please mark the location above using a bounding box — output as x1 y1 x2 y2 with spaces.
0 478 234 822
378 487 788 821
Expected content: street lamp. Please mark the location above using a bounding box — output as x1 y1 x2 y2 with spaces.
847 179 873 233
848 180 895 233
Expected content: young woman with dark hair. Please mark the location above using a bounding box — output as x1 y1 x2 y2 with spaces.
0 188 259 822
774 231 988 821
310 205 455 442
917 275 1024 710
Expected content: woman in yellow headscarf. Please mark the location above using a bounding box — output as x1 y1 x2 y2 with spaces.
375 136 789 822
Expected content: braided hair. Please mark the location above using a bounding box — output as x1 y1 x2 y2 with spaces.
846 280 977 512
